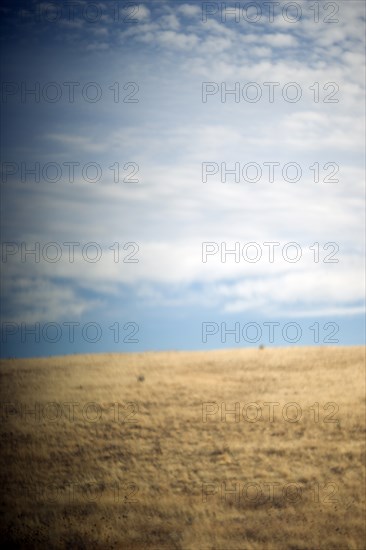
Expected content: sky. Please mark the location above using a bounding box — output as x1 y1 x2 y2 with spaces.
0 0 365 357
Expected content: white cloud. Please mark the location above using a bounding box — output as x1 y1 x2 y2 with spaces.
177 4 202 18
2 0 365 328
90 27 109 37
157 30 199 50
85 42 109 51
249 46 272 58
199 36 232 54
135 4 150 21
1 275 102 323
46 134 108 153
263 33 298 47
159 13 180 31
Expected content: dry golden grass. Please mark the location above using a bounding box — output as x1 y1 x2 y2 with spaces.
0 346 365 549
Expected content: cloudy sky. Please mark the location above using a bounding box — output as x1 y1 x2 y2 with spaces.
1 0 365 357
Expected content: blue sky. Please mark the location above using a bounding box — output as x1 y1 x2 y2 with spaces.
1 0 365 357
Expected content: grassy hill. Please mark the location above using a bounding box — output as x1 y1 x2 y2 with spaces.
0 346 365 549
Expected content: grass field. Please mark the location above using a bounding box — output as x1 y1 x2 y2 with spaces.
0 346 365 549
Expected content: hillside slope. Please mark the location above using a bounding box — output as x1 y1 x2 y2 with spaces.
0 347 365 549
